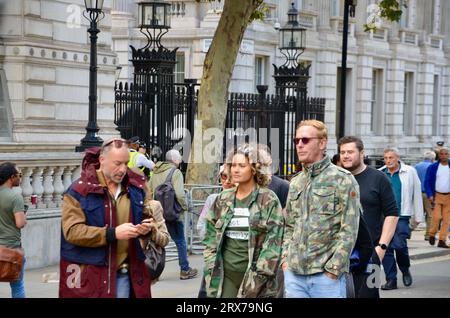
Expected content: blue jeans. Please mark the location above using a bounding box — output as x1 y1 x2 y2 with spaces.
284 269 347 298
116 272 130 298
383 217 411 281
10 256 26 298
166 220 190 272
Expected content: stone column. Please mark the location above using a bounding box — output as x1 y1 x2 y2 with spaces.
385 59 405 137
43 167 55 208
53 166 65 208
63 166 74 191
355 55 374 136
20 167 34 208
408 0 417 29
72 166 82 182
433 0 441 34
32 167 45 209
416 63 434 137
317 0 331 31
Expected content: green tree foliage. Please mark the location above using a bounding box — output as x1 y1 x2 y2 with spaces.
365 0 406 31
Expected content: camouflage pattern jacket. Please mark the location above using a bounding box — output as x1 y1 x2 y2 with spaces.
282 156 360 277
203 185 284 298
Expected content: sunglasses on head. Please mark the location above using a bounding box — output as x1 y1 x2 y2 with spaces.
101 138 129 150
293 137 321 145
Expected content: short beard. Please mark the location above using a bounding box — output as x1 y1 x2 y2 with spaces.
344 161 364 174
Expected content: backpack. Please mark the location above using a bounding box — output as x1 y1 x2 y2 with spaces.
153 168 183 222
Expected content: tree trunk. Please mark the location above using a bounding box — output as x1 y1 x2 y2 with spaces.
186 0 261 185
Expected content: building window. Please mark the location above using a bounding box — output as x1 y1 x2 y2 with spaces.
0 70 11 139
432 0 441 34
254 56 267 89
432 74 441 136
175 53 185 84
403 72 415 135
370 69 384 135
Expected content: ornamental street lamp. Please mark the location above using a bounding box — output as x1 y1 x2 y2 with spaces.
125 1 177 157
76 0 105 152
278 2 306 68
138 0 171 49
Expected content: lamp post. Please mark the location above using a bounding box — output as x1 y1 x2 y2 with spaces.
273 3 309 176
337 0 356 140
126 1 175 156
76 0 105 152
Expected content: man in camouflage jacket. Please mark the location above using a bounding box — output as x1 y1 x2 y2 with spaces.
203 185 284 298
282 120 360 298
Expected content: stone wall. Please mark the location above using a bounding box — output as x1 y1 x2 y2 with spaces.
108 0 450 156
0 0 120 144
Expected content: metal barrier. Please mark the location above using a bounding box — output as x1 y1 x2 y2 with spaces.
184 184 223 255
163 184 223 262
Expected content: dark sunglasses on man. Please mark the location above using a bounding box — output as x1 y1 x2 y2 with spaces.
293 137 321 145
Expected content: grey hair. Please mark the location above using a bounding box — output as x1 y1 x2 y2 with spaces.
383 147 401 157
423 150 436 161
438 147 449 153
166 149 182 164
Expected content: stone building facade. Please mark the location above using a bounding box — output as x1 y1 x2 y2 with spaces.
112 0 450 157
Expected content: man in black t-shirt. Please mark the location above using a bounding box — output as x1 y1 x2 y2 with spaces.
338 136 399 296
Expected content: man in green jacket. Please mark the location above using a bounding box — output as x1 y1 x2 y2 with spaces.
282 120 360 298
148 149 198 280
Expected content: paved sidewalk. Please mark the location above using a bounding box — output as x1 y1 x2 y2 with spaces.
408 229 450 260
0 229 448 298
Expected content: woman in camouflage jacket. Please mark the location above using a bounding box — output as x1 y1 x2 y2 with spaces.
202 144 285 298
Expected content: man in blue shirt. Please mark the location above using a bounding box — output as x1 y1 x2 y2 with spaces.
415 151 436 241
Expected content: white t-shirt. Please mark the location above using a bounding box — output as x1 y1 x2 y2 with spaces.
435 163 450 193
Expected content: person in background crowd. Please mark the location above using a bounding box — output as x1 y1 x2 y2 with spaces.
197 165 235 298
379 148 423 290
332 153 342 167
338 136 399 298
415 150 436 241
424 147 450 248
434 141 445 162
149 149 198 280
0 162 27 298
127 136 155 176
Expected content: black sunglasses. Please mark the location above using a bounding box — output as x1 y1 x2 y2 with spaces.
102 138 129 150
293 137 321 145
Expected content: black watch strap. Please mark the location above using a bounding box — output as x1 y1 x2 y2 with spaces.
378 243 387 250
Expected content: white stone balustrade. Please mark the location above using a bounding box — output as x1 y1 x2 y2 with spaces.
299 10 318 31
0 152 83 214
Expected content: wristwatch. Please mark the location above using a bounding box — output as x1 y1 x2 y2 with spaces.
377 243 387 250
